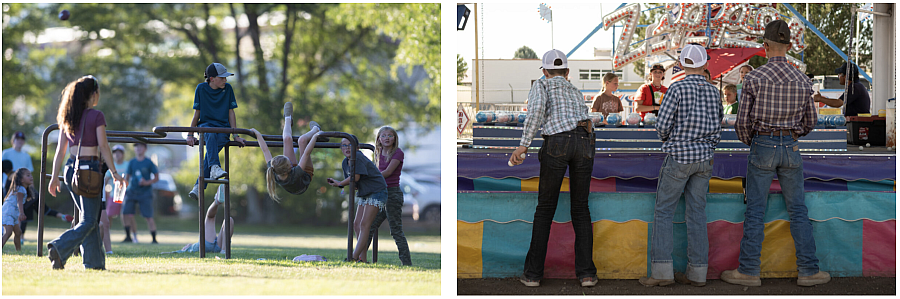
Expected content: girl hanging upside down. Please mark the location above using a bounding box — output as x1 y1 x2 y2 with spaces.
247 102 323 202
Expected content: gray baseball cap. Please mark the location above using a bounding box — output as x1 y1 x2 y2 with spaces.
205 63 234 78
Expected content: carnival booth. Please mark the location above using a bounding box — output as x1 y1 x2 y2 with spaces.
458 3 896 280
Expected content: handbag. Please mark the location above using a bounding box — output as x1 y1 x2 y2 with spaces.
71 110 104 198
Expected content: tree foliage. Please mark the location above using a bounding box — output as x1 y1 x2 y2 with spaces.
2 3 440 225
513 46 538 59
457 54 468 84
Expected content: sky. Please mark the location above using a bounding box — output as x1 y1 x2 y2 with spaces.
457 3 627 62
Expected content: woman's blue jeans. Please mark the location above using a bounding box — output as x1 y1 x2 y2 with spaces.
48 158 105 269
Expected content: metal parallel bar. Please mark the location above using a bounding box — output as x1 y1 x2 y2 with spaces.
36 125 373 261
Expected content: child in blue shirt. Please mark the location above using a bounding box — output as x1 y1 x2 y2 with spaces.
187 63 246 201
123 143 159 244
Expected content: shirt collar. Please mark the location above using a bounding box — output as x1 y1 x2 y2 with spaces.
767 56 788 63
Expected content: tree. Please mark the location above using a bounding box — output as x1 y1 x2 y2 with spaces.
781 3 873 76
513 46 538 59
2 3 441 225
457 54 468 84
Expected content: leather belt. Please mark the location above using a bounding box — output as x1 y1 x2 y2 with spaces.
756 130 794 136
71 156 100 161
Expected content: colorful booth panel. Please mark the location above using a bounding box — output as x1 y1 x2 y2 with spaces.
457 192 895 279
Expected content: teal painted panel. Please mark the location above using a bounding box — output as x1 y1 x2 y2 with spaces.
481 221 531 278
846 180 895 192
472 177 521 191
813 220 864 277
457 191 896 224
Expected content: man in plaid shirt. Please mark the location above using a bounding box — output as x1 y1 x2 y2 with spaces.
509 49 598 288
639 44 721 287
722 19 830 287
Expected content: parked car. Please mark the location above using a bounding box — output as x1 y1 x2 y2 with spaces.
399 176 424 218
411 178 440 224
151 173 179 216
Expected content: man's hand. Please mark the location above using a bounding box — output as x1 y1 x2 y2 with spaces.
509 146 527 166
186 135 198 147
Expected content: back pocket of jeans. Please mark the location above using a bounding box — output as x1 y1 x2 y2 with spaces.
547 137 567 158
748 141 776 170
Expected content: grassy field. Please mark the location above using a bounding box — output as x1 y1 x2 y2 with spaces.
2 216 441 295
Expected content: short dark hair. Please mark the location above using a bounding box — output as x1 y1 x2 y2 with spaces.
545 68 567 77
2 160 11 174
134 142 147 149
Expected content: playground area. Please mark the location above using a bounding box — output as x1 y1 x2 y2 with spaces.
2 216 441 295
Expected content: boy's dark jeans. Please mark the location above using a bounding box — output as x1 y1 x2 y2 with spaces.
523 125 597 280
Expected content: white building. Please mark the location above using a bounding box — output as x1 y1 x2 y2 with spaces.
462 48 644 106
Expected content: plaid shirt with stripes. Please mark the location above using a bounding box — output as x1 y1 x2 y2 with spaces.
657 74 723 164
735 56 817 146
520 76 590 147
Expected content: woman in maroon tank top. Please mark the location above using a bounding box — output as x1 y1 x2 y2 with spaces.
46 76 126 270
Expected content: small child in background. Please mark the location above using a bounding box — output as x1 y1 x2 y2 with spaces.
328 138 387 263
723 84 739 115
2 168 32 251
591 73 624 124
366 126 412 266
123 143 159 244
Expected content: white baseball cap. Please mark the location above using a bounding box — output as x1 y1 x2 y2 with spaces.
541 49 568 70
679 44 709 68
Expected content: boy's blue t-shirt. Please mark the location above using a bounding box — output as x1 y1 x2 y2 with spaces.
193 82 238 128
342 151 387 198
125 157 158 196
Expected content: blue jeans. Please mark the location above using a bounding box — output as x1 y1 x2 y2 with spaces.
49 159 105 269
650 155 712 282
738 134 819 277
195 124 230 189
523 126 597 280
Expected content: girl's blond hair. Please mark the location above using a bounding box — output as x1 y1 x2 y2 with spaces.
265 155 292 203
375 126 399 168
600 73 618 94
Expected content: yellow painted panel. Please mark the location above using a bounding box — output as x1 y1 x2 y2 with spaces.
593 220 649 279
521 177 570 192
457 220 484 278
709 178 743 194
760 220 799 278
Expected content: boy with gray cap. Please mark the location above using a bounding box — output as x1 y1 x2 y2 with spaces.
186 63 247 201
509 49 598 288
638 43 722 287
724 19 829 287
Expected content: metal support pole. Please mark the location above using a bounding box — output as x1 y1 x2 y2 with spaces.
346 135 358 261
224 145 231 259
198 132 206 258
36 124 54 256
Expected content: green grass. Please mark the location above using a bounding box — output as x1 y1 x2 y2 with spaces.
2 216 441 295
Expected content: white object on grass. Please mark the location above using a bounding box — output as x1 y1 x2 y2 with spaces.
293 254 327 262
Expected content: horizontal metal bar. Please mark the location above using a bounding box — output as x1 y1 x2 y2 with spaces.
203 179 229 184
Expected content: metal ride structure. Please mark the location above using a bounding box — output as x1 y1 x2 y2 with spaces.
35 125 379 261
